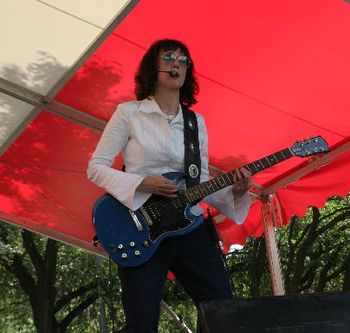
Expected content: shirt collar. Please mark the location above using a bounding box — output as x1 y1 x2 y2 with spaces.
138 96 183 122
138 96 161 114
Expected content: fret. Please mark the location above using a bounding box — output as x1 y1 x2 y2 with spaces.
190 188 199 202
262 157 271 168
209 181 216 191
195 184 208 201
195 187 203 198
203 182 213 196
266 153 280 166
274 151 284 163
200 183 209 197
281 148 293 160
218 175 227 188
212 177 221 191
217 177 224 190
249 163 260 174
187 186 196 201
181 192 191 204
224 173 232 186
286 148 293 158
228 171 235 184
219 176 227 187
207 181 216 194
185 190 194 203
267 153 279 165
274 151 286 163
280 150 287 160
245 164 254 175
272 154 280 164
253 160 264 172
198 184 207 198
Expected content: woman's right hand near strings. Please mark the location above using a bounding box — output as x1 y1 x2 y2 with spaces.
137 175 178 197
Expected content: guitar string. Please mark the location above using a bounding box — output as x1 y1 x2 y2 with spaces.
145 171 235 215
146 194 187 217
145 162 259 215
145 176 233 218
141 144 320 219
145 148 299 214
146 165 246 214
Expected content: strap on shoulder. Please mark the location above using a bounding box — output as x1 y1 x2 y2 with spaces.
182 106 201 188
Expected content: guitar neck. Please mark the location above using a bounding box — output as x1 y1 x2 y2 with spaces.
184 147 294 203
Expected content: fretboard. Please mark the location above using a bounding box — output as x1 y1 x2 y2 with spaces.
183 147 293 203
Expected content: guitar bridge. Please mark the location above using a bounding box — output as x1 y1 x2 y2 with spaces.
129 210 143 231
140 207 153 226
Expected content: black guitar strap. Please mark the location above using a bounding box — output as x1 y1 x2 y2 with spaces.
182 106 201 188
182 108 231 269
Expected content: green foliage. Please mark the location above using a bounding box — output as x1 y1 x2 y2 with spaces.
278 194 350 294
226 193 350 298
226 237 272 298
0 223 35 332
1 193 349 332
0 222 101 332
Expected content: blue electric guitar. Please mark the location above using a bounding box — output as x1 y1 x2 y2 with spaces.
92 136 329 267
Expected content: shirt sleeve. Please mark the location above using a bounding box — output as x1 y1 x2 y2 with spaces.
87 104 147 210
197 114 251 225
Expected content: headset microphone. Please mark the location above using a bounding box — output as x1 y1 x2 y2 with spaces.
158 70 179 78
169 70 179 78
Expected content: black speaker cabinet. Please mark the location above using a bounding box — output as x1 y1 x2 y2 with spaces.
198 292 350 333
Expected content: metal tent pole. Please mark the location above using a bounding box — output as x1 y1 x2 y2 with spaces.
261 195 285 296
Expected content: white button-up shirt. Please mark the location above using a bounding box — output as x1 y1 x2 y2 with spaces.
87 97 250 224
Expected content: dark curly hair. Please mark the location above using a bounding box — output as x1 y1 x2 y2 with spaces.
135 39 199 107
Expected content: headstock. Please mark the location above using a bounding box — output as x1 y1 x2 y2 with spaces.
291 136 329 157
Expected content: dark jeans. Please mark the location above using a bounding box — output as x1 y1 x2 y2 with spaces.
117 223 233 333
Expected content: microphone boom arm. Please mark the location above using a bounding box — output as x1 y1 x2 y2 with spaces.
158 70 179 78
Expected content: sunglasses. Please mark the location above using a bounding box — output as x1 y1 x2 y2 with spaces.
161 52 191 68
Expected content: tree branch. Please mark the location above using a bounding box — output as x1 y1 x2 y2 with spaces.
42 238 58 288
56 293 98 332
320 207 350 221
21 230 43 277
289 207 320 292
55 282 97 313
317 211 350 236
12 253 37 305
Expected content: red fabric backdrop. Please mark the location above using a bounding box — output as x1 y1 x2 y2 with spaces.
0 0 349 251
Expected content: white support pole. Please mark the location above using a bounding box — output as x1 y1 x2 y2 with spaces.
161 300 192 333
261 197 285 296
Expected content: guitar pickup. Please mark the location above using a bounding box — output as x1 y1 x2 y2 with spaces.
129 210 143 232
140 207 153 226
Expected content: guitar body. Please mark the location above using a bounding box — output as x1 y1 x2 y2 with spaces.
93 172 204 267
92 136 329 267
